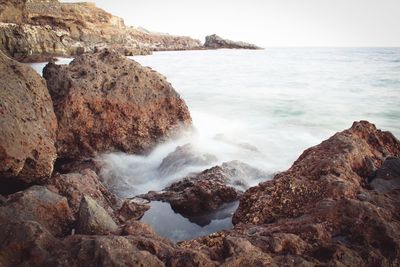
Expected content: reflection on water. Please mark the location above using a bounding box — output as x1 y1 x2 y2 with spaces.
140 201 238 242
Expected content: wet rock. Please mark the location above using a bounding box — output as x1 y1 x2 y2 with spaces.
143 161 267 216
0 186 74 237
233 121 400 224
76 195 118 235
0 51 57 188
158 144 217 176
204 34 262 50
43 49 191 159
116 198 150 221
181 121 400 266
369 157 400 192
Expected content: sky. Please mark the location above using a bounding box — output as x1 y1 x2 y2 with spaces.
61 0 400 47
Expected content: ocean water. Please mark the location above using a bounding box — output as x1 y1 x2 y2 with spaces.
30 48 400 196
101 48 400 197
30 48 400 241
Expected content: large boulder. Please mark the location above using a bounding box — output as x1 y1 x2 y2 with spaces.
0 51 57 189
204 34 262 50
43 49 191 159
0 186 74 237
181 121 400 266
233 121 400 224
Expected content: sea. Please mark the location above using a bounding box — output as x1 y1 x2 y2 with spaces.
30 47 400 241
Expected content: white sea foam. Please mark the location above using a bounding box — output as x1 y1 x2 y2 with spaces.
30 48 400 197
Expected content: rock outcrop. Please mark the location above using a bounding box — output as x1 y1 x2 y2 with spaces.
43 49 191 159
0 51 57 190
181 121 400 266
204 34 262 50
143 161 268 216
0 0 202 62
1 121 400 266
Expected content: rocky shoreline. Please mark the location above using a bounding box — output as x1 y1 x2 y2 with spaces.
1 1 400 267
0 0 262 63
1 45 399 265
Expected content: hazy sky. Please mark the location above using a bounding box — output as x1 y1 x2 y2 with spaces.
61 0 400 47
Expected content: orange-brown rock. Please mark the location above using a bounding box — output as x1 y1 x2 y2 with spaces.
43 49 191 159
0 186 74 237
143 161 267 216
181 121 400 266
0 51 57 189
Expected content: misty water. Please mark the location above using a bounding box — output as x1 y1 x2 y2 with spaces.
31 48 400 241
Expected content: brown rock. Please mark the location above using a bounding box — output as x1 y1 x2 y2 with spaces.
143 160 267 216
43 49 191 159
0 0 202 62
76 195 118 235
0 0 26 23
0 186 74 237
181 121 400 266
48 169 120 215
0 51 57 188
0 221 62 267
369 156 400 192
233 121 400 224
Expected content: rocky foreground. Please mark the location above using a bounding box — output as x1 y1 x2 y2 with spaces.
1 46 400 266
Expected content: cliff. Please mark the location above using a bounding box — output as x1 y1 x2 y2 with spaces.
0 0 202 62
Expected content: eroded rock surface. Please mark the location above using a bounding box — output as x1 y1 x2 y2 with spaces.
0 0 202 62
0 51 57 188
0 186 74 237
43 49 191 159
181 121 400 266
143 161 267 216
204 34 262 50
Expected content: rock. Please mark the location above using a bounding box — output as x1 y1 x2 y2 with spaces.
369 157 400 192
0 221 62 267
0 0 26 24
76 195 118 235
0 186 74 237
233 121 400 224
48 169 120 215
158 144 217 177
204 34 262 50
143 160 267 216
0 51 57 189
181 121 400 266
0 0 202 62
43 49 192 159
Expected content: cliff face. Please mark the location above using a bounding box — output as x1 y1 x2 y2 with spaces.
0 0 202 62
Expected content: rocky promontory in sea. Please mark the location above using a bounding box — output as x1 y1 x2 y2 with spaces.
204 34 262 50
1 44 400 265
0 0 203 62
